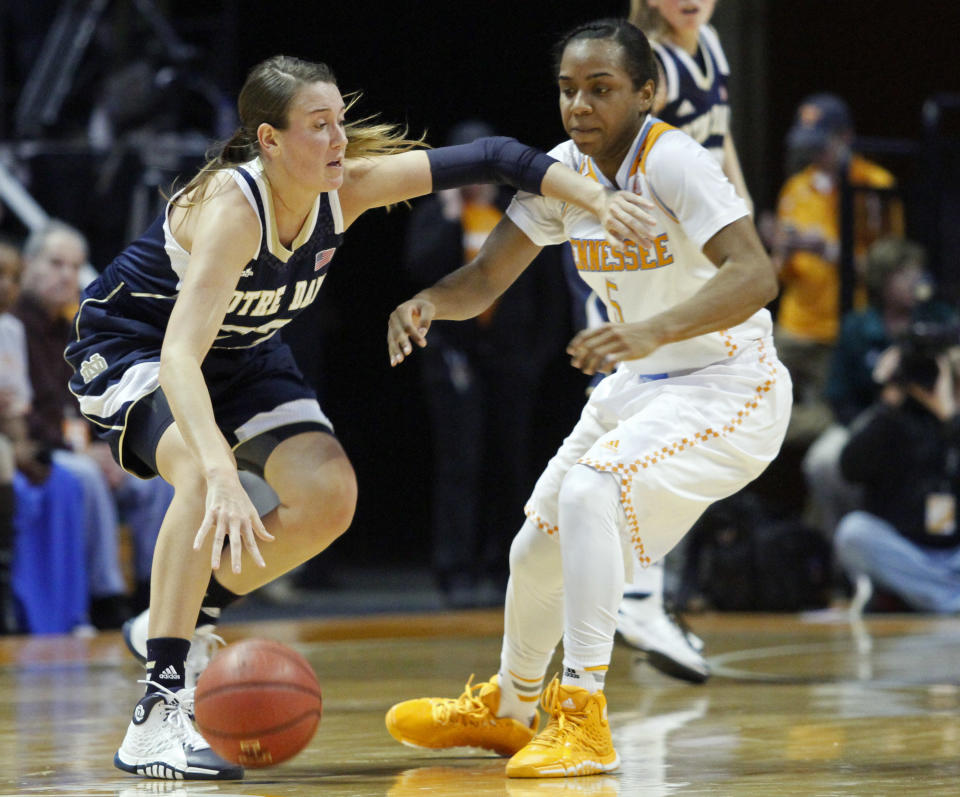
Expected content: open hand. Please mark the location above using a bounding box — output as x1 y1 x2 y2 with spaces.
193 469 274 573
599 190 657 252
388 298 436 366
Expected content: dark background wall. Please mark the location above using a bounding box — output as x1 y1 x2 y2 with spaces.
3 0 960 572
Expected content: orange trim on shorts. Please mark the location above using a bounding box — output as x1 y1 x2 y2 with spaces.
719 329 738 357
577 339 778 566
524 504 559 536
584 665 609 672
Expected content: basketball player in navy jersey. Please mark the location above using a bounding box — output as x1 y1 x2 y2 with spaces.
630 0 751 208
65 55 653 781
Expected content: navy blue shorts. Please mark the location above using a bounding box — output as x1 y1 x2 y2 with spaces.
66 291 333 479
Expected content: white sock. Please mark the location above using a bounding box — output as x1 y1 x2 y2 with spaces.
558 465 625 683
497 519 563 723
496 668 542 724
561 663 607 693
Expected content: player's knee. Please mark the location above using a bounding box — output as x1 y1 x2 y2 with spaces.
289 460 357 540
159 451 207 507
323 462 358 537
558 465 615 516
509 519 562 590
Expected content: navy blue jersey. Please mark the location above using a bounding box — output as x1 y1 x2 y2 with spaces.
651 25 730 164
65 158 339 477
95 159 343 350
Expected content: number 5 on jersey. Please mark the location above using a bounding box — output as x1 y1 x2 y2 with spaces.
605 279 624 323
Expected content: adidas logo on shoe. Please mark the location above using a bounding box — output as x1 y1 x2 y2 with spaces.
157 665 180 681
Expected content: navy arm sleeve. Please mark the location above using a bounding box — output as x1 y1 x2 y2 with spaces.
426 136 557 195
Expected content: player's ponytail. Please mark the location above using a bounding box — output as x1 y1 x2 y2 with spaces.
219 127 257 165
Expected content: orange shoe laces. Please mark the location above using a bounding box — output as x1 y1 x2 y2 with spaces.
530 679 589 747
431 674 494 725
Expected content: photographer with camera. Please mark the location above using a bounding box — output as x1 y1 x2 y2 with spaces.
803 239 957 540
834 327 960 613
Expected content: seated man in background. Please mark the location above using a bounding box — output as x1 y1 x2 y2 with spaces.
836 330 960 613
0 238 89 633
804 238 957 538
14 221 173 626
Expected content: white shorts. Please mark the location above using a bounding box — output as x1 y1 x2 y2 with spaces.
524 337 792 566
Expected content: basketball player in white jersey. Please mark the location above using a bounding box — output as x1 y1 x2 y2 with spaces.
384 19 790 778
611 0 754 680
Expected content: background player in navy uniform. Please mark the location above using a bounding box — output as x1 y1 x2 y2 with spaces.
65 55 652 781
630 0 751 208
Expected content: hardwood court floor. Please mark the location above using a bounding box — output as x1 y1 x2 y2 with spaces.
2 608 960 796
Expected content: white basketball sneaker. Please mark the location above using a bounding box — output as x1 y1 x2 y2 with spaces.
616 596 709 683
114 683 243 780
123 609 224 689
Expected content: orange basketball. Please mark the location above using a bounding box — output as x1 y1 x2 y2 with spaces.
194 638 322 767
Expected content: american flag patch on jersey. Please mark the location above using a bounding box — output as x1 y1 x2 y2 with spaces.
315 248 336 270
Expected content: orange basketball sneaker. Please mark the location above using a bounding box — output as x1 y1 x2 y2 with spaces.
505 677 620 778
385 674 538 756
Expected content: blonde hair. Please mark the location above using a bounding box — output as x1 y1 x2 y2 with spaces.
174 55 424 206
628 0 669 39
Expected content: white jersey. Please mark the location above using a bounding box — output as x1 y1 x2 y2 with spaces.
506 117 768 374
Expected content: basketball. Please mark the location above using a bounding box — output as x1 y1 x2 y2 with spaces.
194 638 322 768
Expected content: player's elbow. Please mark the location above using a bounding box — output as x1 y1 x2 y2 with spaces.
740 254 779 308
756 263 780 306
158 348 201 392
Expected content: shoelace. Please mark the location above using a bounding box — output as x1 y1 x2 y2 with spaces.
431 674 491 725
136 680 208 750
530 680 588 748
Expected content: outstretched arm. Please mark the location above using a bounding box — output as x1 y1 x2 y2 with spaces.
388 216 542 366
340 137 655 248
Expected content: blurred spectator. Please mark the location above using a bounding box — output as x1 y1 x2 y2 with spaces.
14 221 173 625
803 239 957 538
0 241 29 632
836 342 960 613
767 93 904 445
0 239 89 633
402 120 567 607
